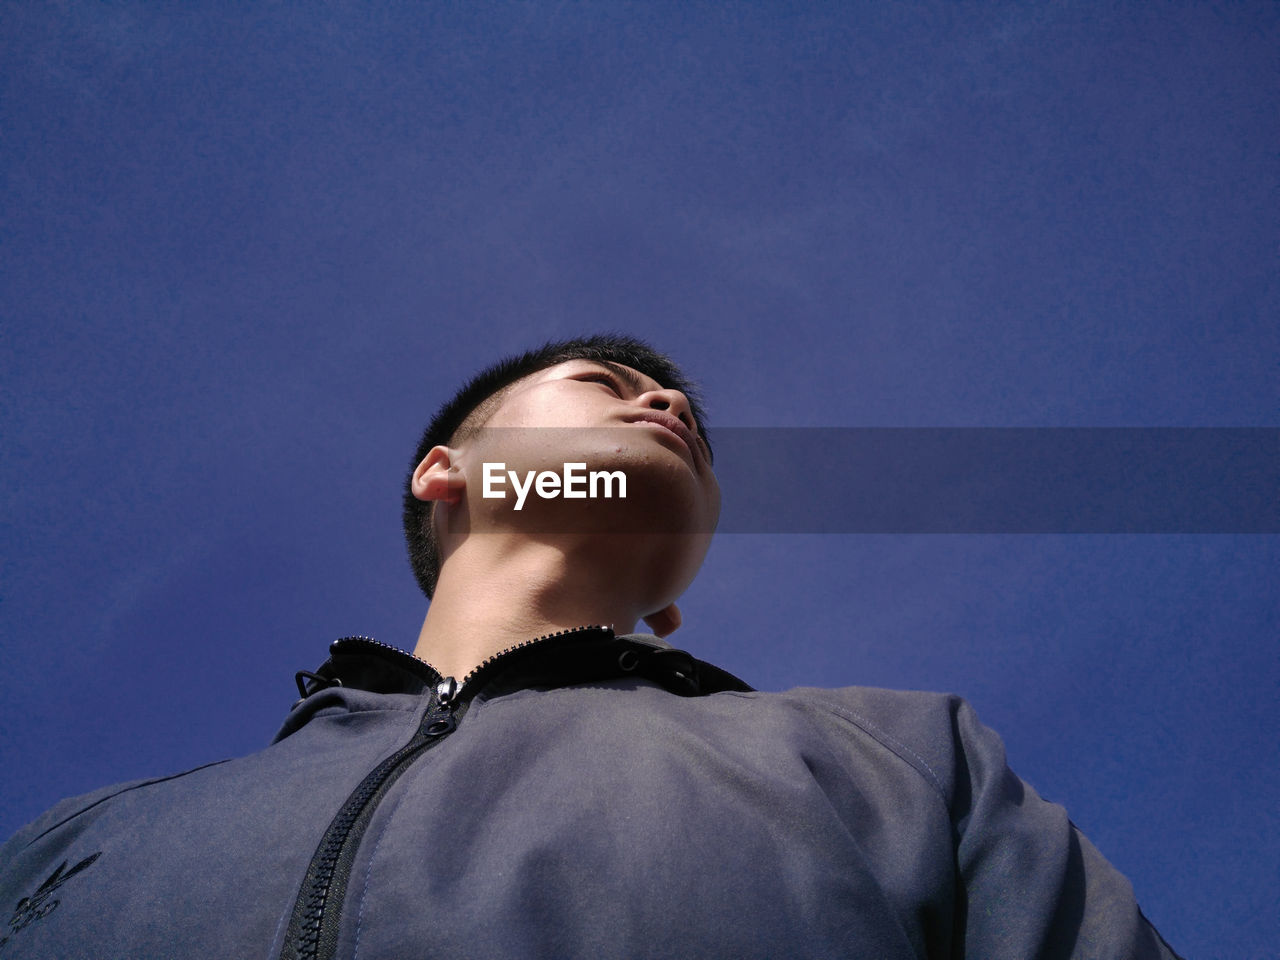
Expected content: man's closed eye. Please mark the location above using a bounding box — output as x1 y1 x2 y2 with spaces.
579 372 625 395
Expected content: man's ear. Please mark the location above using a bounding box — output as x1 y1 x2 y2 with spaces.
642 602 682 639
411 446 466 504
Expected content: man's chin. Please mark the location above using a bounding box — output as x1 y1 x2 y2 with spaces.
487 498 713 536
465 453 716 537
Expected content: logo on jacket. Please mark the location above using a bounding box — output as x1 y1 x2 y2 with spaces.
0 852 101 951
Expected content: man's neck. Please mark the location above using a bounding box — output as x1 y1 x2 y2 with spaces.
411 536 655 681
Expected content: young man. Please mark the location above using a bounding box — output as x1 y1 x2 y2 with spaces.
0 334 1180 959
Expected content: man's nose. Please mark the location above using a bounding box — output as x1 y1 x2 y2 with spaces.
639 388 697 433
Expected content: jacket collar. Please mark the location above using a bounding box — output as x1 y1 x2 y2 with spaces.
294 625 754 707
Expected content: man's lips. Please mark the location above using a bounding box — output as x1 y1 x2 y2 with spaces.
623 411 704 464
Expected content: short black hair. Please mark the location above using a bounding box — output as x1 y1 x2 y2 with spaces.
402 333 713 599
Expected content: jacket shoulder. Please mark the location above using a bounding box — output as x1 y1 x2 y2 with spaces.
0 758 234 859
767 685 981 805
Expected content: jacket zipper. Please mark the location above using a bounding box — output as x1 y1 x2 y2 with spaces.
278 625 611 960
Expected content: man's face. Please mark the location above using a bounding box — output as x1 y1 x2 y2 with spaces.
461 358 719 524
446 358 721 600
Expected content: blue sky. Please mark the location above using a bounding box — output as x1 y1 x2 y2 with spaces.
3 3 1277 956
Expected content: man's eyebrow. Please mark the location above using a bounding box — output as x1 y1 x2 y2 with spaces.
588 360 647 396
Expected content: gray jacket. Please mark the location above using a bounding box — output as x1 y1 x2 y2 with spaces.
0 626 1180 959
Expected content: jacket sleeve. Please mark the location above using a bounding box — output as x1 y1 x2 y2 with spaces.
948 697 1182 960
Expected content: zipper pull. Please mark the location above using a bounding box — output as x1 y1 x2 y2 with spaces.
435 677 459 707
422 677 460 738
